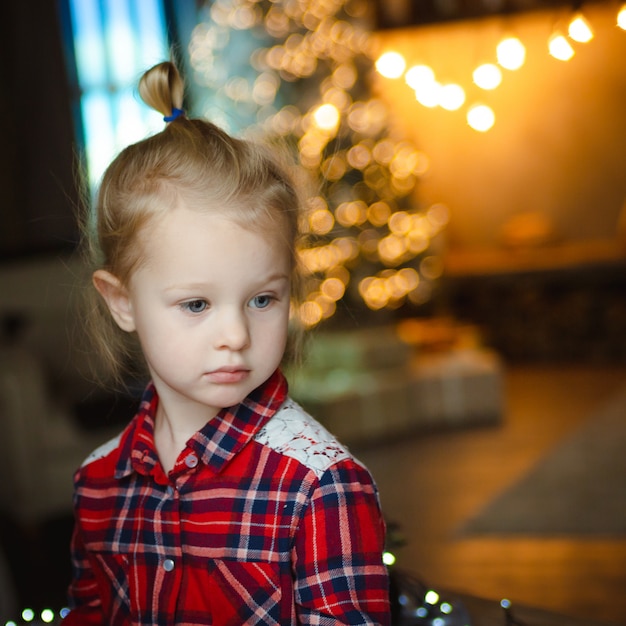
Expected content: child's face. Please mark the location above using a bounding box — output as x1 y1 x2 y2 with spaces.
120 206 291 422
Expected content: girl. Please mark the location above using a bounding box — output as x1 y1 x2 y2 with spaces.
63 61 390 625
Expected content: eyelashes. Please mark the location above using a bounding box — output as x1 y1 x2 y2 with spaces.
179 294 277 314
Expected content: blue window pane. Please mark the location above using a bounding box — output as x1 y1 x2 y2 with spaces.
81 91 116 184
134 0 169 68
69 0 107 87
66 0 170 189
114 88 155 146
105 0 137 84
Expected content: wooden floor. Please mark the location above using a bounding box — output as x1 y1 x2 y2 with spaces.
356 364 626 626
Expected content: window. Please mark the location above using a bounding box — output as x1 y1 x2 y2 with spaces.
63 0 171 190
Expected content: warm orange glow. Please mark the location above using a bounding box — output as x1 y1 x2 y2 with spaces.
312 103 340 131
298 301 323 328
414 80 441 108
568 13 594 43
496 36 526 70
467 104 495 132
405 64 436 90
320 277 346 301
619 4 626 30
335 201 367 227
388 211 411 235
375 51 406 78
549 33 575 61
473 64 502 90
439 84 465 110
308 208 335 234
367 201 391 227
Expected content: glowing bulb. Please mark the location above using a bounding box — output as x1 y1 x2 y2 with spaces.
312 103 340 131
41 609 55 623
299 301 323 327
467 104 495 132
424 590 440 605
405 64 435 89
496 36 526 70
438 83 465 110
21 609 35 623
549 33 575 61
375 51 406 78
382 551 396 566
568 13 594 42
415 81 441 108
473 63 502 90
618 4 626 30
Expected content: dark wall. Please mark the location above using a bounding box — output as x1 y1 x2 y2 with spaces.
444 261 626 363
0 1 79 260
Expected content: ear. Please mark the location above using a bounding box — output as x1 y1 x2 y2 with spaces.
92 270 136 333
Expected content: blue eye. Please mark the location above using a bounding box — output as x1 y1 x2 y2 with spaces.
250 294 273 309
182 299 208 313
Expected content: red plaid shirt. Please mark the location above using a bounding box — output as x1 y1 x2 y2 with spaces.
64 369 390 625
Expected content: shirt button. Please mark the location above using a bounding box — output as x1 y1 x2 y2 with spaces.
163 559 175 572
185 454 199 468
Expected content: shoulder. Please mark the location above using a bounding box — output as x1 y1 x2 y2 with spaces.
80 431 124 468
254 398 356 479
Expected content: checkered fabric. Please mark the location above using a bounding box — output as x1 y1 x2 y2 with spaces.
63 369 390 625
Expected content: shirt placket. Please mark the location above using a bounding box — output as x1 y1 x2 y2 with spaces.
148 461 195 624
160 482 183 623
167 451 203 622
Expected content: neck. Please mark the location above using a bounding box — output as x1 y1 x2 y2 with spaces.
152 393 219 474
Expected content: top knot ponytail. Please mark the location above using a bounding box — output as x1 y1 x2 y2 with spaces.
138 61 185 122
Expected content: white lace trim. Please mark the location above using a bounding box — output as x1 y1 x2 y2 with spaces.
255 399 352 479
81 432 123 467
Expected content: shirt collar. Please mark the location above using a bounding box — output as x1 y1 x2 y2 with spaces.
115 369 288 480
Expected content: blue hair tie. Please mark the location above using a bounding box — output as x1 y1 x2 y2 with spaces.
164 107 185 122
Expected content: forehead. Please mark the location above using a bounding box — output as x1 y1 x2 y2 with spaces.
136 207 291 278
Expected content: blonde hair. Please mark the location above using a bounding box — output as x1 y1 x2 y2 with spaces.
83 61 304 386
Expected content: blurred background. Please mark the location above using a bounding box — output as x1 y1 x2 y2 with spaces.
1 0 625 624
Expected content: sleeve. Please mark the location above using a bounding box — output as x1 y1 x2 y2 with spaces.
292 459 391 625
61 516 104 624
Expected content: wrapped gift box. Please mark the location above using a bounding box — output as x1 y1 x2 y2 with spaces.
287 323 504 445
293 366 413 445
410 348 503 427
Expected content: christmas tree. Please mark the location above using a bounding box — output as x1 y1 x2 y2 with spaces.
185 0 448 330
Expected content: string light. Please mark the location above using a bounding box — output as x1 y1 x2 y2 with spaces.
496 35 526 70
473 63 502 90
374 7 624 137
405 64 436 90
568 12 594 43
312 103 340 131
438 83 466 110
467 104 495 132
548 31 575 60
375 51 406 78
617 3 626 29
414 80 441 108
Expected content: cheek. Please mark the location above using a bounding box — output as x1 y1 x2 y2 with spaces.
132 314 185 362
258 314 289 353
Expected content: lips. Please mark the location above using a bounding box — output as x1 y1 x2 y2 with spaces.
205 367 250 384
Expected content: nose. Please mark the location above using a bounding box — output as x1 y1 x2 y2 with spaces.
214 308 250 351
